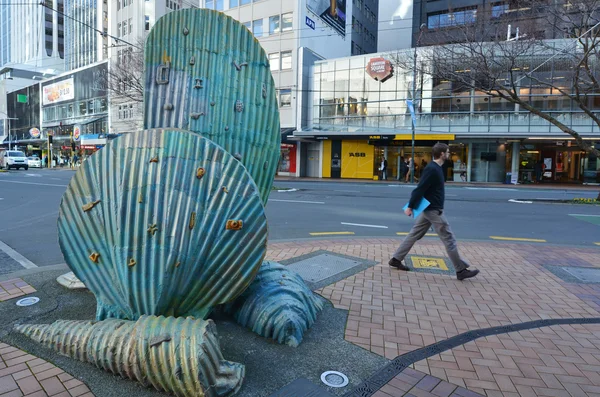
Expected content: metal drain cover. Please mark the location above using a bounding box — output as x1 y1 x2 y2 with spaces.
286 254 362 283
321 371 349 388
562 267 600 283
16 297 40 306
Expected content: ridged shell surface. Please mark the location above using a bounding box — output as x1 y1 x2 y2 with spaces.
15 316 244 397
223 261 325 347
143 9 280 205
58 128 267 320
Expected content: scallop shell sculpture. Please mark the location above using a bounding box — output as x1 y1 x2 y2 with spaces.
15 315 244 397
143 8 281 205
58 128 267 321
223 261 326 347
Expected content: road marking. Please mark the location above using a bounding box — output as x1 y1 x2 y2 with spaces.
465 187 517 191
341 222 388 229
569 214 600 217
269 199 325 204
276 188 298 192
489 236 546 243
25 174 41 177
309 232 355 236
397 232 437 236
595 242 600 246
0 239 37 269
509 199 533 204
0 180 68 187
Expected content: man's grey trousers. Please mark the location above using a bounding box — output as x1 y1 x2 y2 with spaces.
393 210 470 272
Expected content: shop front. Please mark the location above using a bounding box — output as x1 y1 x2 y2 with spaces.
40 61 108 165
317 134 455 180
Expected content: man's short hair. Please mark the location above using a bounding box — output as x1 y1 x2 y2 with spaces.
432 143 449 159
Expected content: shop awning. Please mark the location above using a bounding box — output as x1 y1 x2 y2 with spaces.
281 128 296 143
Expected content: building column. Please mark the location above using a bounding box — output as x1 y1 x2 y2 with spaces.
467 143 473 182
511 142 520 184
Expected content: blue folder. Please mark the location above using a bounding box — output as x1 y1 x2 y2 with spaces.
403 198 431 219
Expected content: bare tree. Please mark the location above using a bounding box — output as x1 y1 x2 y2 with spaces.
105 37 145 104
393 0 600 198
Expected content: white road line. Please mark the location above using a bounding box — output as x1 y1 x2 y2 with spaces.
465 187 517 191
269 199 325 204
341 222 388 229
508 199 533 204
25 174 42 177
0 180 68 187
276 188 298 192
569 214 600 217
0 239 37 269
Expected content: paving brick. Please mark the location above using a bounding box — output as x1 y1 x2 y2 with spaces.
39 377 66 396
0 375 19 394
15 376 42 395
66 384 90 397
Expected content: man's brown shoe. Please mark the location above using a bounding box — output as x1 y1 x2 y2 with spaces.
389 258 410 271
457 268 479 281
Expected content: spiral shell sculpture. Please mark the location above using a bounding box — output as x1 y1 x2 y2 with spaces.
58 128 267 321
15 316 244 397
224 261 326 347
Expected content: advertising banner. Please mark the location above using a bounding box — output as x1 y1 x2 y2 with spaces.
307 0 346 37
42 78 75 105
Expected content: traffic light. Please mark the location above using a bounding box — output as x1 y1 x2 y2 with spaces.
48 135 53 144
71 142 76 151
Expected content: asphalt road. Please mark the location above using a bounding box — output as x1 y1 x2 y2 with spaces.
0 168 599 272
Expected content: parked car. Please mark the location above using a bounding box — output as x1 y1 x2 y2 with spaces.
27 156 41 168
1 150 29 170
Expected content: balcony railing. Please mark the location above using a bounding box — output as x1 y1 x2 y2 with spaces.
312 111 600 137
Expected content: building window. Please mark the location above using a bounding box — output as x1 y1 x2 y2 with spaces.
253 18 263 37
129 18 132 34
281 51 292 69
427 7 477 29
242 21 251 30
145 15 150 30
280 89 291 107
117 0 120 10
117 22 121 37
491 2 509 18
122 21 127 36
129 104 134 118
241 0 250 5
268 52 280 71
216 0 224 10
269 15 280 34
79 102 87 116
231 0 239 6
206 0 214 8
282 12 292 32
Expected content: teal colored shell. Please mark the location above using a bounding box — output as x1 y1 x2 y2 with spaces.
143 9 281 205
223 261 326 347
15 315 244 397
58 129 267 321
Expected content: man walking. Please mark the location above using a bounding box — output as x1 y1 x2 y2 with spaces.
389 143 479 281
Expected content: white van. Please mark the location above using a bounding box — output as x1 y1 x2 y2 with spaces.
1 150 29 170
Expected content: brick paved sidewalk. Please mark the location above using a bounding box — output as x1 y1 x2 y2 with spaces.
0 238 599 397
267 238 600 397
0 343 93 397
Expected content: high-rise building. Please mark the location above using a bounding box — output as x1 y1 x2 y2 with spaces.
65 0 109 71
378 0 412 52
199 0 378 176
411 0 557 47
0 2 65 92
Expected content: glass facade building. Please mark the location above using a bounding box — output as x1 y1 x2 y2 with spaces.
299 40 600 184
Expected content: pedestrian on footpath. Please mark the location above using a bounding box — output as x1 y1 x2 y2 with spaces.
389 143 480 281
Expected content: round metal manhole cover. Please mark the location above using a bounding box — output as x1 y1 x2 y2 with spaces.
16 297 40 307
320 371 349 388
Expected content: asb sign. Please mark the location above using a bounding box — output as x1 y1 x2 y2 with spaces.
366 57 394 83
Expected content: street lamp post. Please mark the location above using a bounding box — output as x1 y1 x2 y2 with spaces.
411 24 427 183
3 117 18 150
